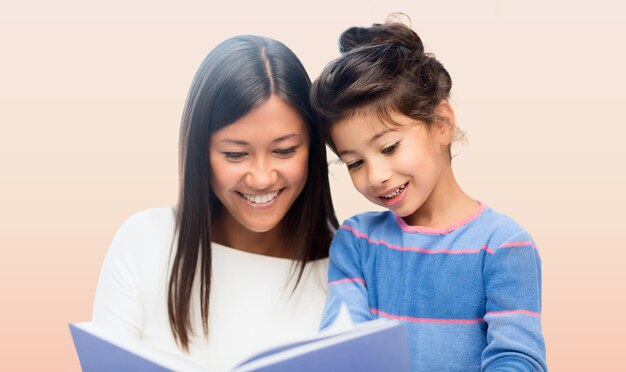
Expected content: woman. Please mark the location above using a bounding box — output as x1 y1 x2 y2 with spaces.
92 35 338 370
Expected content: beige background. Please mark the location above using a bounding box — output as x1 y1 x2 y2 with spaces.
1 0 624 370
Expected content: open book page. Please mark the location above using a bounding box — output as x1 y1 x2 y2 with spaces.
71 304 410 372
232 304 409 372
70 322 205 371
232 303 355 369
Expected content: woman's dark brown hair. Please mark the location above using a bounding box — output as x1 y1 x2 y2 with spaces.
170 35 338 351
310 21 453 153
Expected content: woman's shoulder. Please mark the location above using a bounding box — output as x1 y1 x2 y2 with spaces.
118 207 176 230
107 207 176 261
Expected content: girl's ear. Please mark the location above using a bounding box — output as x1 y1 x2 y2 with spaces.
433 100 456 147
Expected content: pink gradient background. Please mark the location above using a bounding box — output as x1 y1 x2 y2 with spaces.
1 1 624 370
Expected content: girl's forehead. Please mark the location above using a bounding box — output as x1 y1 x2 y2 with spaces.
331 117 402 152
342 106 416 127
333 110 416 137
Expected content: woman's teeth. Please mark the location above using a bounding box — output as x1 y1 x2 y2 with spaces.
242 191 279 204
381 184 406 199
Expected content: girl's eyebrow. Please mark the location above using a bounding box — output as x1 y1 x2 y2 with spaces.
216 133 302 145
338 129 393 156
371 129 392 142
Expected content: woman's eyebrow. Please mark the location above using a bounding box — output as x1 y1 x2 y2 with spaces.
216 139 249 145
216 133 302 145
272 133 302 143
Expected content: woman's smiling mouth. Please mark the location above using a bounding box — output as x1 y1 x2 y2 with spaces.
237 189 283 208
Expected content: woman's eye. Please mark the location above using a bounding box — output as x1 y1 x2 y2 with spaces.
273 146 297 157
346 159 363 171
382 142 399 155
223 152 247 160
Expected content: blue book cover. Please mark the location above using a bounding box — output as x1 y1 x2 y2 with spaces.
69 322 203 371
70 317 410 372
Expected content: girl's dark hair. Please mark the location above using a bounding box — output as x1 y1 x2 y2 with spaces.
310 21 453 152
170 35 338 351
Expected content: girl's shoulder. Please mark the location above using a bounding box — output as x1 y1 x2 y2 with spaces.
480 206 528 233
340 210 396 233
478 206 536 250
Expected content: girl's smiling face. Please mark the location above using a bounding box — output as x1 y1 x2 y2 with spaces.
209 95 310 234
330 109 452 223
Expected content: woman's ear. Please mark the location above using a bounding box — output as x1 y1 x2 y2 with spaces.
433 100 456 147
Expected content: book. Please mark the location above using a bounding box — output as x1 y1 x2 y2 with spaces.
70 307 410 371
69 322 205 371
231 317 410 372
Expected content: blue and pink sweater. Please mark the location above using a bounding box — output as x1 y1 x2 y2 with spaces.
321 203 546 371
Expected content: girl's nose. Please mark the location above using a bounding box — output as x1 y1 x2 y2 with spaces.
367 160 391 187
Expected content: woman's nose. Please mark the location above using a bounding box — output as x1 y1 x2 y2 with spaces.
245 156 278 190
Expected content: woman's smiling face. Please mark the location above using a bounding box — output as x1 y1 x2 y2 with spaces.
209 95 310 234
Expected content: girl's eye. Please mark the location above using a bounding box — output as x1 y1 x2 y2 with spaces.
223 152 247 160
382 142 399 155
346 159 363 171
273 146 297 157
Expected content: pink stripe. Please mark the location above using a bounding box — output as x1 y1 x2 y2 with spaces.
328 277 366 287
395 201 487 234
371 308 541 323
483 241 539 254
341 225 491 255
486 309 541 317
371 308 485 324
500 241 536 249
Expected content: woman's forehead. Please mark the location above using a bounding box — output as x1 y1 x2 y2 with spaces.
211 96 309 144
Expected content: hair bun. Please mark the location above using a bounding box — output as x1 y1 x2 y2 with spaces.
339 26 380 53
338 22 425 57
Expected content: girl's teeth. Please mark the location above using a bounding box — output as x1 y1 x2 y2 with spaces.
243 191 279 204
382 184 405 199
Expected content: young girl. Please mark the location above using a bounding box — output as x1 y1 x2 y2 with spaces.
92 35 338 370
310 21 546 371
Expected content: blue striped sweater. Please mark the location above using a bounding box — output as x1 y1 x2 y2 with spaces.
320 204 546 371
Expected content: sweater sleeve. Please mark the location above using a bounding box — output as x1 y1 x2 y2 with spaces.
481 231 547 371
92 214 146 339
319 221 372 329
